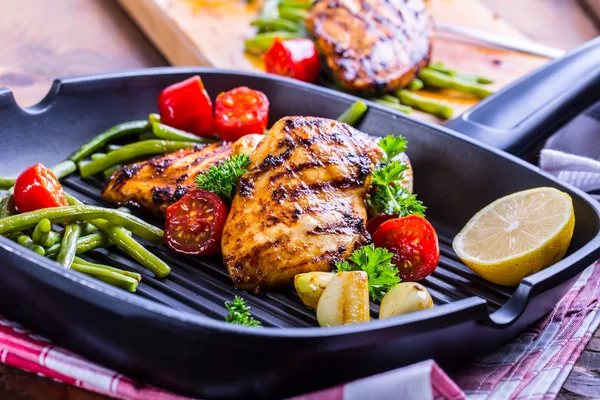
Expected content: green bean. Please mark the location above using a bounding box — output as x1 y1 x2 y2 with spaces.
56 223 81 268
107 144 122 153
74 257 141 281
32 218 52 244
139 132 156 141
0 188 16 219
71 263 139 292
278 6 308 21
46 232 113 257
428 62 456 76
395 89 454 120
372 99 412 114
79 140 197 178
117 207 132 215
279 0 313 8
251 17 301 32
41 230 61 248
408 79 424 91
0 205 164 244
91 153 106 161
152 122 215 143
70 120 150 163
244 31 298 53
428 62 493 84
149 113 161 125
418 68 494 98
14 232 45 256
377 94 400 104
51 160 77 180
103 165 122 181
0 178 16 190
337 100 368 126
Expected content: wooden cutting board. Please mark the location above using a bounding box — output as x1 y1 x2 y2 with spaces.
118 0 552 122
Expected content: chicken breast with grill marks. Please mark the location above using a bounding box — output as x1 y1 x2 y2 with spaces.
222 116 383 291
306 0 433 93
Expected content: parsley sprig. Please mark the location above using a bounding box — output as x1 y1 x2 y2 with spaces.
366 135 426 218
225 296 262 327
196 154 250 204
336 244 400 302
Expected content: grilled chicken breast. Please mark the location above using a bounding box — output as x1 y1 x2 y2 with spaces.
306 0 433 93
222 116 382 291
102 142 232 216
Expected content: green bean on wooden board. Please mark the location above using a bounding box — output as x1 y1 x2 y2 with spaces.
395 90 454 120
103 165 122 181
78 140 197 178
251 17 301 32
74 256 141 281
14 232 45 256
152 122 215 143
46 233 113 257
0 205 164 244
418 68 494 98
278 6 308 21
71 262 139 292
69 120 150 163
56 223 81 268
372 99 412 114
0 177 15 190
337 100 368 126
51 160 77 180
244 31 298 53
0 188 16 219
407 79 424 91
32 218 52 244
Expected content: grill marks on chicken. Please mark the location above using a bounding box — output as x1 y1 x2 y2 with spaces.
102 142 232 216
306 0 433 93
222 117 382 291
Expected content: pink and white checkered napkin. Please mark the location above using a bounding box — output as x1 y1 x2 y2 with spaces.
0 261 598 400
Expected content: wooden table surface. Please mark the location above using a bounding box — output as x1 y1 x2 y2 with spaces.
0 0 598 399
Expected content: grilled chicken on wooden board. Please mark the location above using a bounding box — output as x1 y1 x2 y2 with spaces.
102 142 232 216
222 116 383 291
306 0 433 93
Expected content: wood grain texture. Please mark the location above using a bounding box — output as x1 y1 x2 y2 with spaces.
0 0 168 107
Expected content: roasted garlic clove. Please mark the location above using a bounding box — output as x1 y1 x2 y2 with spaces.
294 272 335 310
317 271 370 327
379 282 433 319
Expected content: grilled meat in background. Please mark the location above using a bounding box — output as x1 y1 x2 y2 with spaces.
306 0 433 93
222 116 382 292
102 142 232 216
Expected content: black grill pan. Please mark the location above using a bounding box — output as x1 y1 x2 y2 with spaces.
0 68 599 399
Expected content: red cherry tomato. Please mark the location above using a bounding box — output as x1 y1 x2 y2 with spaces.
366 214 398 236
13 163 68 213
165 189 228 256
158 75 214 137
214 87 269 142
372 215 440 281
264 38 320 83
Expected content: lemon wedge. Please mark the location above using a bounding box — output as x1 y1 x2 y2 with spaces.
453 187 575 286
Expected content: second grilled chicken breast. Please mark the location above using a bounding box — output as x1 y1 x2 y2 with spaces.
222 116 382 291
306 0 433 93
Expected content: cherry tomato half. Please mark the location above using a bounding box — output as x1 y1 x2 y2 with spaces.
165 189 228 256
366 214 398 236
14 163 68 213
372 215 440 281
264 38 320 83
158 75 214 137
214 87 269 142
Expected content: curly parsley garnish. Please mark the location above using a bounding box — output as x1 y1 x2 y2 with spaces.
366 135 426 218
336 244 400 302
196 154 250 204
225 296 262 327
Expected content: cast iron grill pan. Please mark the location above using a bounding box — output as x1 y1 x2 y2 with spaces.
0 68 599 399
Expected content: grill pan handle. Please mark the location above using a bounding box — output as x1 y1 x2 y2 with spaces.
446 37 600 158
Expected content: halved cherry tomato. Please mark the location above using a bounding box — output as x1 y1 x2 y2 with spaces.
165 189 228 256
214 87 269 142
158 75 214 137
366 214 398 236
372 215 440 281
264 38 320 83
13 163 68 213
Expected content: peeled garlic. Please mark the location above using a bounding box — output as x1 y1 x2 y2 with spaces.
317 271 370 327
294 272 335 310
379 282 434 319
